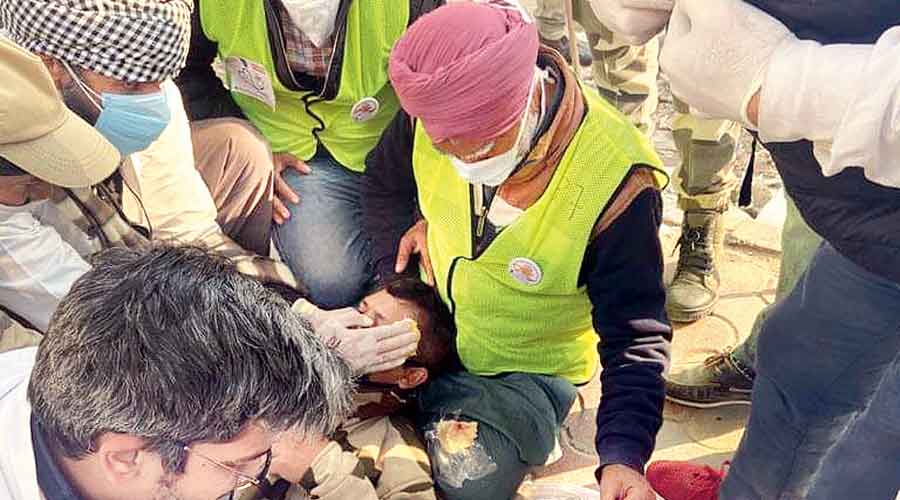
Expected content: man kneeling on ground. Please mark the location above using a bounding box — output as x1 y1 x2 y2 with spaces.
363 2 672 498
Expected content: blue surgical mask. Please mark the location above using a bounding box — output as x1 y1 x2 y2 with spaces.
94 92 171 156
63 61 171 156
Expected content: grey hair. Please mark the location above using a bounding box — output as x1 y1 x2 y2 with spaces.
28 244 354 472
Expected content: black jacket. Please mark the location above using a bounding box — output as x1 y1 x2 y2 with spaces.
747 0 900 283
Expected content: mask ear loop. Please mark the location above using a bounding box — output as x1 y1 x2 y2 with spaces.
120 167 154 239
517 69 548 167
60 60 103 111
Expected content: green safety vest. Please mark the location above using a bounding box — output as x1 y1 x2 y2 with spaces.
199 0 409 172
413 88 667 384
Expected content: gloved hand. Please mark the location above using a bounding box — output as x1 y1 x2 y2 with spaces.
660 0 795 127
588 0 673 46
293 299 420 376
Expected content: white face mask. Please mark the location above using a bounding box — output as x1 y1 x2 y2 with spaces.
450 70 546 187
281 0 340 47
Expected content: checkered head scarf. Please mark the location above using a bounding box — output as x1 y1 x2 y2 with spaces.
1 0 192 83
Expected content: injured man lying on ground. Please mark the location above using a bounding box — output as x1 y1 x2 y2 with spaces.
241 278 456 500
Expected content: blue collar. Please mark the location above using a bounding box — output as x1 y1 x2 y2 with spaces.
31 414 84 500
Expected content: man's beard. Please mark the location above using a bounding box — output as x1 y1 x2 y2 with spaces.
152 474 186 500
59 77 101 126
152 474 235 500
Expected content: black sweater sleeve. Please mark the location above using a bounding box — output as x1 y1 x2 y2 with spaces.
362 110 419 283
174 8 246 122
580 187 672 474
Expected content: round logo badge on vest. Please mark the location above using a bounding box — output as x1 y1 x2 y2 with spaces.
508 257 543 286
351 97 380 123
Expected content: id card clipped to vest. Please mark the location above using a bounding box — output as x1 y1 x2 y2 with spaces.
224 56 277 109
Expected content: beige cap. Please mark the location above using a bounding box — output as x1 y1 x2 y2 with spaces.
0 37 120 188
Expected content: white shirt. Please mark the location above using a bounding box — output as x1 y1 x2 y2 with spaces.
122 80 223 245
825 28 900 186
760 27 900 187
0 202 90 332
0 347 40 500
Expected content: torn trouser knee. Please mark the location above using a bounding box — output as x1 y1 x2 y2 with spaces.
425 417 527 500
414 371 576 499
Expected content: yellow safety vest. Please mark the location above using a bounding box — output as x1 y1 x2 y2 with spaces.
413 88 666 384
199 0 409 172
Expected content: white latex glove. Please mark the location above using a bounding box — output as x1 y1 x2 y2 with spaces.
660 0 794 127
293 299 420 376
588 0 673 46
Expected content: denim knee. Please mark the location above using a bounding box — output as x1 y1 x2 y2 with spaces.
273 156 376 308
298 250 374 309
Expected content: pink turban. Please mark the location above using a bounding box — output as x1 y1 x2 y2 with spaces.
389 1 539 143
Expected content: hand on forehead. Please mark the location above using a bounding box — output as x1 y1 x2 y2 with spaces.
358 288 424 327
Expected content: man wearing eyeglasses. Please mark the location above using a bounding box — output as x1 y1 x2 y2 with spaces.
0 244 354 500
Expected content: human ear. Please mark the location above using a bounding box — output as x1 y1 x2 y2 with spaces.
95 433 148 481
397 367 429 390
37 55 69 92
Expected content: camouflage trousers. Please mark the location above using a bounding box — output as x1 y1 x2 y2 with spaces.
533 0 741 209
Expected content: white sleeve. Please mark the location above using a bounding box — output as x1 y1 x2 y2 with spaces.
128 81 300 289
760 27 900 186
827 28 900 185
130 80 223 244
0 205 89 332
759 40 871 143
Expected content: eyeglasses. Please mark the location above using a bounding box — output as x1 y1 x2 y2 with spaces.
182 445 272 499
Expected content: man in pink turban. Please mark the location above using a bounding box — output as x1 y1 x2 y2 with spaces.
362 2 671 499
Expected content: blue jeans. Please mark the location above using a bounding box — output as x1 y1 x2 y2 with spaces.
722 244 900 499
273 151 377 309
807 354 900 499
732 196 822 372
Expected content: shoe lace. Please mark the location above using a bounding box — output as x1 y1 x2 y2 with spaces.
673 221 714 277
702 349 733 369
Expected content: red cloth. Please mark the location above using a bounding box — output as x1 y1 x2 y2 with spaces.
646 460 727 500
388 1 539 143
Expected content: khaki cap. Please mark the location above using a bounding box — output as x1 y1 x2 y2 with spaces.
0 36 120 187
